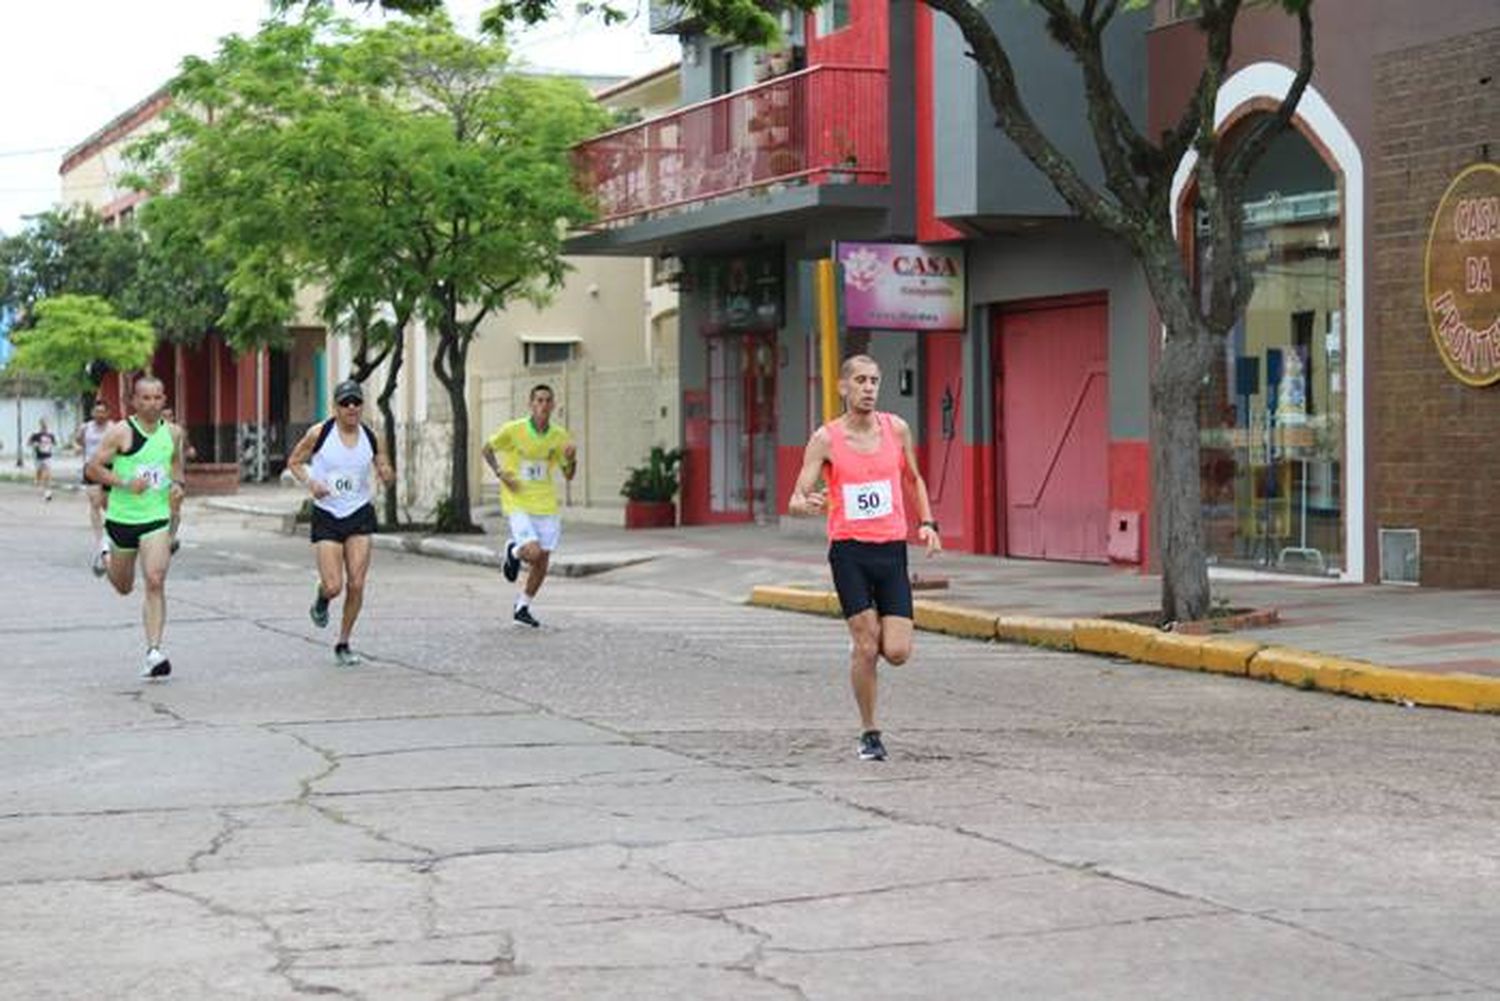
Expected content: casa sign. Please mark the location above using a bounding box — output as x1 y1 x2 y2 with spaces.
838 241 966 331
1425 162 1500 386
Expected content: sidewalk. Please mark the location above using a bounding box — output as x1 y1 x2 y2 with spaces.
203 482 1500 715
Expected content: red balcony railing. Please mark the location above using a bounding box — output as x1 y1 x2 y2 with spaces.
574 64 889 227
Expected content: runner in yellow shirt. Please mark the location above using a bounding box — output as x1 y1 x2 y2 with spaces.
481 384 576 627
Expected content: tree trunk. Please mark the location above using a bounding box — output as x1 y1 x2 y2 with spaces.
1151 308 1226 625
376 326 404 529
432 314 478 534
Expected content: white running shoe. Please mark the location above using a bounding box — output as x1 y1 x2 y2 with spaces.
91 550 108 578
140 647 172 680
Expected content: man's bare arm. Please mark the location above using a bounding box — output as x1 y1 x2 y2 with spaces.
787 428 832 516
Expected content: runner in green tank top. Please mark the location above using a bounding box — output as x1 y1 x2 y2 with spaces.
87 376 186 680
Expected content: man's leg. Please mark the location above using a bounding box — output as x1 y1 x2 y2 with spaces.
107 544 138 596
846 609 882 732
522 550 550 599
313 540 345 627
878 616 914 667
337 535 372 646
87 488 105 546
138 532 172 650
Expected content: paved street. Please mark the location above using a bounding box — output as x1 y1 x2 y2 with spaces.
3 484 1499 1000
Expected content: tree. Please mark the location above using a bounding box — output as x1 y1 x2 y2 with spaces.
304 0 1312 620
9 295 155 397
0 208 145 325
148 12 605 532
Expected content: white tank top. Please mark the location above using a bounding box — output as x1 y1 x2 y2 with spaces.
309 422 374 518
82 421 110 461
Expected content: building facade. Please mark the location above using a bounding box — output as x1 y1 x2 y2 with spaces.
567 0 1499 587
59 90 324 484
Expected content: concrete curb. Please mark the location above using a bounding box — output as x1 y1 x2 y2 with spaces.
370 534 655 578
746 586 1500 715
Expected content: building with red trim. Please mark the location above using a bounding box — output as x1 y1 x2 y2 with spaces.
60 90 327 486
567 0 1500 586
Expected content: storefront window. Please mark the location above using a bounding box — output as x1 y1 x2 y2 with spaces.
1198 128 1344 575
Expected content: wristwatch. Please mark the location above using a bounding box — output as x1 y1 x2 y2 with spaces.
920 519 940 532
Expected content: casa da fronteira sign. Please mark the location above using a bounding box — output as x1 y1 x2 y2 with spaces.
1425 162 1500 386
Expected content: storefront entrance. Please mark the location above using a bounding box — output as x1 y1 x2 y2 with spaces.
995 296 1110 562
705 332 777 522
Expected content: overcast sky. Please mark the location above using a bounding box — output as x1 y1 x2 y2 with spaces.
0 0 678 236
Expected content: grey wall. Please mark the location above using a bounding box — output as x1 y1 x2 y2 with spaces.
932 2 1150 220
967 222 1151 441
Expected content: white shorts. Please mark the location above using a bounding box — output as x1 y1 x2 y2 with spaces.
508 512 561 552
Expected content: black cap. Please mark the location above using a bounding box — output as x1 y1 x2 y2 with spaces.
334 379 364 403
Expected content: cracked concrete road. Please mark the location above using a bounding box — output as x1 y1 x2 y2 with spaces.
3 487 1500 1001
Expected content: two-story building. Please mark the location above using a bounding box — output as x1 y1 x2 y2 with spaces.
60 89 324 486
569 0 1499 588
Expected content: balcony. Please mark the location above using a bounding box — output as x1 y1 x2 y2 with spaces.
573 65 889 229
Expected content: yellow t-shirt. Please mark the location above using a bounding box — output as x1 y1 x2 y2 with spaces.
488 417 572 515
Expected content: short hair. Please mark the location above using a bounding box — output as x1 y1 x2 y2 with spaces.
529 384 555 401
132 376 164 395
840 354 879 379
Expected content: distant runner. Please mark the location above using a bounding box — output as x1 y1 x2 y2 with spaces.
86 377 185 680
482 384 576 628
27 418 56 502
75 399 113 575
787 355 941 762
286 379 395 666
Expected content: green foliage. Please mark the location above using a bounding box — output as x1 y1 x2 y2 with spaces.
0 208 144 322
10 295 156 395
620 447 682 503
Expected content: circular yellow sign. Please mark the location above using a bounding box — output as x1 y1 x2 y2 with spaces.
1425 162 1500 386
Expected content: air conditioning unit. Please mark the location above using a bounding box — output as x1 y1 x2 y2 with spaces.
1378 528 1420 585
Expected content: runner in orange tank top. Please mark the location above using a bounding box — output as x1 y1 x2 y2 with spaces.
788 354 941 761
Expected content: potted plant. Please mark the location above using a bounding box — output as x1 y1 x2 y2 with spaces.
621 446 682 528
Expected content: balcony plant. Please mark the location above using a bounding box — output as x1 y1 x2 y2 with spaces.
620 446 682 528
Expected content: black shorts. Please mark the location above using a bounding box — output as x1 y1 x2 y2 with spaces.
106 518 171 552
311 503 378 544
828 539 912 619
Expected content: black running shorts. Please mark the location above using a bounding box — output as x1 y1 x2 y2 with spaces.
828 539 912 620
106 518 171 552
311 502 378 544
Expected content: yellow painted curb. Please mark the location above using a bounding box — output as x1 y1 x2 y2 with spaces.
914 600 1000 640
1197 638 1263 676
1144 632 1211 670
745 587 1500 714
1246 646 1328 687
1073 619 1159 662
996 615 1076 650
748 585 839 617
1335 665 1500 712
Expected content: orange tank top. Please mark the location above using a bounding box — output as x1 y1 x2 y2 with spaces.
824 412 908 542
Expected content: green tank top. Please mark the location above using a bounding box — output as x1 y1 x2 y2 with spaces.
107 417 175 524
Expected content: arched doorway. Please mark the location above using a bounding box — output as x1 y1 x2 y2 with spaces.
1171 63 1365 580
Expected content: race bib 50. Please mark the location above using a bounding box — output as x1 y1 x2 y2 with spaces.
843 479 894 520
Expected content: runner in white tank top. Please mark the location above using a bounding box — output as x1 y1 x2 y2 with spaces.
286 379 395 667
76 399 115 575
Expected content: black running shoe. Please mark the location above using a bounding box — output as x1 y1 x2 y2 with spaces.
141 647 172 680
858 730 887 761
513 605 540 628
170 538 181 555
310 583 330 628
502 541 520 582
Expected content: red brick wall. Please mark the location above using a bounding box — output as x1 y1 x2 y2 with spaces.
1371 27 1500 587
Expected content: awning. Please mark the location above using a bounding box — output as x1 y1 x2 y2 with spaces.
516 333 583 344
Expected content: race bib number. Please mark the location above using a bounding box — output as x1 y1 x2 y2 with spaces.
138 464 167 489
331 473 364 497
520 460 548 482
843 479 894 520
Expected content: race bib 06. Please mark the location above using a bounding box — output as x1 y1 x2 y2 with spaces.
843 479 894 520
520 460 548 482
331 473 364 497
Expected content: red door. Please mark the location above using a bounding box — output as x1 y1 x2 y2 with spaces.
997 298 1109 562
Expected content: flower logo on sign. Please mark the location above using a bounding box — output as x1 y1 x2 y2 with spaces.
842 246 881 292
